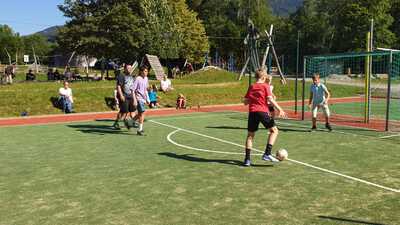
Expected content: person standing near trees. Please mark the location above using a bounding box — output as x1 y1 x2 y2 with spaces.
113 64 136 130
4 63 16 84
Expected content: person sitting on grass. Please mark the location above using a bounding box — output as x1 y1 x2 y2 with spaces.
58 81 74 113
26 69 36 81
148 84 160 108
47 68 55 81
309 73 332 131
176 93 186 109
54 69 61 80
160 75 173 93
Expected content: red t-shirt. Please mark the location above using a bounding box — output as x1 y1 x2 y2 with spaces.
245 83 272 113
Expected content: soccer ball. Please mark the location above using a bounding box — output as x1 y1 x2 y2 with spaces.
276 149 288 161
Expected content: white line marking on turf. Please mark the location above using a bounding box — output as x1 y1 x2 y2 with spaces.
153 112 241 121
380 133 400 139
167 129 262 155
150 119 400 193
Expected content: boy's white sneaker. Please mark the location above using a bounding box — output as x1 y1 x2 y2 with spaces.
262 154 280 163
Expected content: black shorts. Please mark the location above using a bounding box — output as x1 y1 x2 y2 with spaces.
268 105 275 112
119 97 136 113
247 112 275 132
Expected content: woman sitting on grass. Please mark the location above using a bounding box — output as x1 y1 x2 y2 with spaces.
58 81 74 113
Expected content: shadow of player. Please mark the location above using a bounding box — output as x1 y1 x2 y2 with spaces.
158 152 273 167
67 124 130 135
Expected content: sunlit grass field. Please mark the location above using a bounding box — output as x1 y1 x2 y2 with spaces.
0 111 399 225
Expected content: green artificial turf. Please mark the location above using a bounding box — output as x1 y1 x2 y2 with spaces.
0 112 399 225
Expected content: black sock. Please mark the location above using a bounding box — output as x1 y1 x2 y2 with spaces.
265 144 273 155
245 148 251 160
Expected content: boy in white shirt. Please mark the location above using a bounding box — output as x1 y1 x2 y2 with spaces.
309 74 332 131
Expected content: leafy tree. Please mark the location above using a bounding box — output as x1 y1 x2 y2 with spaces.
21 34 53 60
141 0 181 59
58 0 144 62
169 0 209 63
331 0 396 52
57 0 208 63
390 0 400 48
187 0 276 62
0 25 21 64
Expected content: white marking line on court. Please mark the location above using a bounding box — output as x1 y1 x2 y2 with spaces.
380 133 400 139
150 119 400 193
167 129 261 155
153 112 241 121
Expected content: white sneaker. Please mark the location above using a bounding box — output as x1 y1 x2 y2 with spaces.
262 154 280 163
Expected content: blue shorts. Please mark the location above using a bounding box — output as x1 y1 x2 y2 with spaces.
137 101 146 113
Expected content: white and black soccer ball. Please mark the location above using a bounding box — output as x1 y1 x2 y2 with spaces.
276 149 288 161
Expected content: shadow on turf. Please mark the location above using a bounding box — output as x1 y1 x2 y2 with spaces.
95 119 115 122
158 152 273 167
206 126 309 133
318 216 387 225
67 124 131 135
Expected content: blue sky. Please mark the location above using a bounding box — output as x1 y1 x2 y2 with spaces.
0 0 67 35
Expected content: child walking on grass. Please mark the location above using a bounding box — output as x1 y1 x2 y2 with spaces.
131 66 150 136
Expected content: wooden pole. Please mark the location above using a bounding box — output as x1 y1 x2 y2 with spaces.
32 46 39 73
4 48 11 65
262 25 273 68
64 51 76 74
238 57 250 80
265 30 286 84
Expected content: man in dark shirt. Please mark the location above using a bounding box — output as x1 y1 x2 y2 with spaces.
26 69 36 81
54 69 61 80
47 68 55 81
112 64 136 130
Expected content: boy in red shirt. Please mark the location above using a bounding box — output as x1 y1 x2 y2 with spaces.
243 69 286 166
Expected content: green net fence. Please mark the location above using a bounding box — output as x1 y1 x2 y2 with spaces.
303 51 400 132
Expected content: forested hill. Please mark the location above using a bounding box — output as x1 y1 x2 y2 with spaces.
269 0 303 16
36 26 60 42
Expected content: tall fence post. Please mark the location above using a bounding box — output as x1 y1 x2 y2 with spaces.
295 31 300 114
385 51 393 131
302 57 306 120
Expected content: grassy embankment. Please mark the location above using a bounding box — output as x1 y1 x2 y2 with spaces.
0 69 363 117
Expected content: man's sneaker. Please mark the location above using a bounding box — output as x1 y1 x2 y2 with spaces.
112 123 121 130
325 123 332 131
125 120 133 130
243 159 251 167
137 130 145 136
262 154 280 163
311 126 317 132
